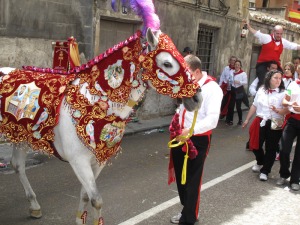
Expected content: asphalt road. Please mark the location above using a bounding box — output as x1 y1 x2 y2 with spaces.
1 113 300 225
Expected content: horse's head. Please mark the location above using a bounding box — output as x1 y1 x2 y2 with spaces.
139 28 202 112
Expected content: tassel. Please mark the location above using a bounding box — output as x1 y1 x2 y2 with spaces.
181 142 189 185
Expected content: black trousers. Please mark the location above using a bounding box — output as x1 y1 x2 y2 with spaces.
171 135 211 224
226 89 243 123
242 89 250 108
280 117 300 184
252 120 282 175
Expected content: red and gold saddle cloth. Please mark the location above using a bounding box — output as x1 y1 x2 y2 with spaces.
64 32 143 163
0 69 75 154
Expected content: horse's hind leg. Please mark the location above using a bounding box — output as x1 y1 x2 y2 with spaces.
11 144 42 218
71 159 105 225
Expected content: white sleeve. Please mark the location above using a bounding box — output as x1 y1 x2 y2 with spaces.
249 78 258 96
282 38 298 50
240 72 248 85
193 83 223 134
295 72 299 80
252 87 262 107
254 31 272 44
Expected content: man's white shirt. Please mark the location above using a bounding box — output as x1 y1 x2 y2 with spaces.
179 72 223 135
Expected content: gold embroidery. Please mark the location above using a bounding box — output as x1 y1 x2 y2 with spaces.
0 69 75 155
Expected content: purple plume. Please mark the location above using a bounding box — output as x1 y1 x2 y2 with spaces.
111 0 160 35
130 0 160 35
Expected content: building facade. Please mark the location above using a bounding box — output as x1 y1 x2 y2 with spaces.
0 0 93 67
1 0 300 119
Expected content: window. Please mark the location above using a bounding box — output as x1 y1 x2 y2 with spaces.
249 2 255 8
196 26 216 75
262 0 269 8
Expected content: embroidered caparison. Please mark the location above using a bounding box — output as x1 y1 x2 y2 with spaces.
0 69 75 154
1 30 199 164
64 33 143 163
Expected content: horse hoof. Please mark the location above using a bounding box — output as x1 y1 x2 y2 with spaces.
30 209 42 219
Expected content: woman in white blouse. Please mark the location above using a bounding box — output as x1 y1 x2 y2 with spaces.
242 70 287 181
225 60 248 125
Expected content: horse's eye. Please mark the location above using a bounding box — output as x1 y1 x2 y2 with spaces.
163 62 172 68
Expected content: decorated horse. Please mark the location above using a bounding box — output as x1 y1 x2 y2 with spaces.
0 0 202 224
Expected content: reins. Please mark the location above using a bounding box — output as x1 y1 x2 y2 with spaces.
168 109 198 184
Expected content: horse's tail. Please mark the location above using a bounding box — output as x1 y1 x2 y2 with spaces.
111 0 160 35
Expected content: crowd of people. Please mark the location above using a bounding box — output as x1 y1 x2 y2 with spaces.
1 24 299 225
168 20 300 225
217 21 300 192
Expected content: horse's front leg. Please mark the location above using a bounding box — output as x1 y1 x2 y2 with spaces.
11 144 42 218
71 158 105 225
76 186 89 225
91 161 106 225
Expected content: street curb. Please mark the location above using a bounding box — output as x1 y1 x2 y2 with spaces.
124 124 169 136
124 115 172 136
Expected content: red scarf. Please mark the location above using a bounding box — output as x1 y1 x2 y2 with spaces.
234 69 244 76
283 75 293 80
249 117 262 150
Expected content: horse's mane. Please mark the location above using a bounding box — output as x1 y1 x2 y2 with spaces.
112 0 160 35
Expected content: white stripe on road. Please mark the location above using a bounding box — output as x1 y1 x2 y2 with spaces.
118 160 256 225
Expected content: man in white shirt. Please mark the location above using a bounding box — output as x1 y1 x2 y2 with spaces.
169 55 222 225
245 20 300 92
219 56 237 119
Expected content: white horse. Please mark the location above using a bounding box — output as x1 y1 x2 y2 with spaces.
0 27 202 225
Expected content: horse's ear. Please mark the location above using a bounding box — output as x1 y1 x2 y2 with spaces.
146 28 159 50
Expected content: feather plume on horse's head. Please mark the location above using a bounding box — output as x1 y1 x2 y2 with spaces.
111 0 160 36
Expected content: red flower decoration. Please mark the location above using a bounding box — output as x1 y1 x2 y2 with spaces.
169 113 198 159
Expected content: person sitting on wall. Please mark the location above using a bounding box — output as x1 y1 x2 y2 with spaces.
244 19 300 93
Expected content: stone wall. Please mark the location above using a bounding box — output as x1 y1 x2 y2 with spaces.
136 0 247 118
1 0 300 119
0 0 93 68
